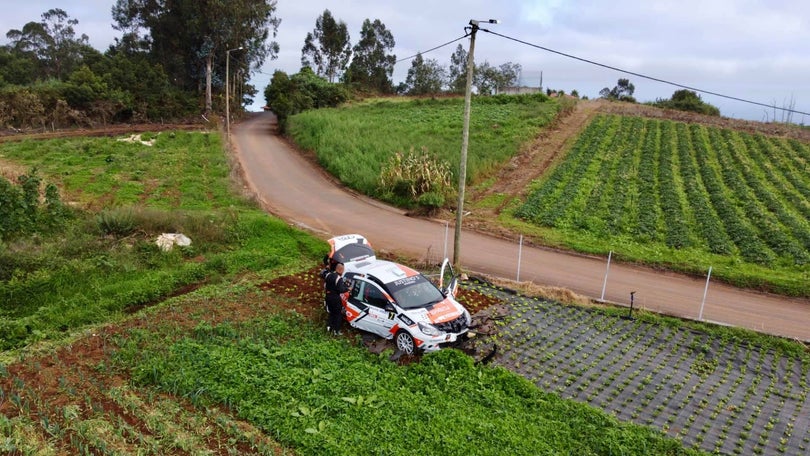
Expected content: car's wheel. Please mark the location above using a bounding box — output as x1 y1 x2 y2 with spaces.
395 330 416 355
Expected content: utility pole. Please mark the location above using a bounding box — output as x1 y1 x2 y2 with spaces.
454 19 498 267
225 47 243 139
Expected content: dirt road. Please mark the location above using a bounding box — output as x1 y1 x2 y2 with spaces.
233 112 810 342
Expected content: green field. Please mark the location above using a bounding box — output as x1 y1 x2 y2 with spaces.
514 114 810 296
0 131 324 351
287 94 559 205
116 302 703 456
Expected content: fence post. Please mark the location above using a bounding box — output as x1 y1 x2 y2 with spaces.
600 251 612 302
699 266 712 321
443 221 449 261
516 235 523 282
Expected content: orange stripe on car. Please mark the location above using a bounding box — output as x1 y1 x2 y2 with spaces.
345 307 360 321
427 299 462 324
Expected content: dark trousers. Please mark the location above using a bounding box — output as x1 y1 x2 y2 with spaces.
326 296 343 332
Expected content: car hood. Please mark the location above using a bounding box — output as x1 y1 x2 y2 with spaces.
404 298 464 325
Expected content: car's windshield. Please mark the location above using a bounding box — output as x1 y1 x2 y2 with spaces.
386 274 445 310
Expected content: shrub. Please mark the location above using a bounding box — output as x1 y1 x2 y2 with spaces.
0 168 70 241
379 147 454 208
263 67 349 132
96 207 137 237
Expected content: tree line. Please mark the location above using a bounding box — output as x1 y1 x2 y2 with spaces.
1 5 721 132
1 2 280 130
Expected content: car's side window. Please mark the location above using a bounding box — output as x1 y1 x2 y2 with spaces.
363 284 388 309
349 280 367 309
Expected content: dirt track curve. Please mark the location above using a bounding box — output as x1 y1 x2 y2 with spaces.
233 112 810 342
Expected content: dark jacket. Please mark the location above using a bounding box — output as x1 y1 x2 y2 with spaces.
323 270 350 301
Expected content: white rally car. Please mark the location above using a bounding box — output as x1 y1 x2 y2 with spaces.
338 255 470 355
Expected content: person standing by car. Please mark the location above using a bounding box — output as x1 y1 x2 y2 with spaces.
323 261 350 335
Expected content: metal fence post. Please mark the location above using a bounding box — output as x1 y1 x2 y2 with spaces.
600 251 612 302
699 266 712 321
516 235 523 282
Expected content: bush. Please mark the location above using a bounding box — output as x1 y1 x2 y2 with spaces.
264 67 349 132
96 207 137 237
379 147 454 208
651 89 720 116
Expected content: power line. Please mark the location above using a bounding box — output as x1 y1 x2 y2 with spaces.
395 33 470 64
482 28 810 118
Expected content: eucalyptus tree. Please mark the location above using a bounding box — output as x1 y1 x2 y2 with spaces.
447 44 468 94
5 8 92 81
111 0 280 113
404 53 445 95
345 19 396 93
301 9 351 83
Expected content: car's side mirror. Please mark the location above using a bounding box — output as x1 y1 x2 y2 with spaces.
384 303 396 313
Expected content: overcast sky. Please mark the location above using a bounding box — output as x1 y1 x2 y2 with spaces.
3 1 808 123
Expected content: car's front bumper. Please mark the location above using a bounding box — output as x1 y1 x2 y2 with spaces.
419 330 469 352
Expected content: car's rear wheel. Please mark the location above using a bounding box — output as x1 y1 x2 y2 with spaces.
395 330 416 355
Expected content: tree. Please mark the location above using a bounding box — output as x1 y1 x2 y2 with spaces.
0 46 38 86
264 67 348 132
600 78 635 102
473 62 498 95
345 19 395 93
447 44 468 94
651 89 720 116
496 62 522 93
472 61 521 95
5 8 92 81
111 0 281 113
404 53 445 95
301 10 351 83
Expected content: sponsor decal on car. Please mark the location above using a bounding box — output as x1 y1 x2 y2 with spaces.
427 299 462 324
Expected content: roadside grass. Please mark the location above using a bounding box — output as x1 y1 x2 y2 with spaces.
287 94 558 206
0 131 325 352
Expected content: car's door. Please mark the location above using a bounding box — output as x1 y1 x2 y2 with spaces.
439 258 459 297
363 284 397 337
345 279 373 333
346 279 396 338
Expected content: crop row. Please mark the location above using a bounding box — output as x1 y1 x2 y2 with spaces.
517 115 810 266
469 282 810 455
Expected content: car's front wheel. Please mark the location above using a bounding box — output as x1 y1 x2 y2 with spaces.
395 330 416 355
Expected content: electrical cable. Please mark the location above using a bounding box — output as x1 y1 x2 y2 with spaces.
481 28 809 117
395 33 470 64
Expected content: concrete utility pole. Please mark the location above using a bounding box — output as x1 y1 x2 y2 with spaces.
225 47 243 139
454 19 498 267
